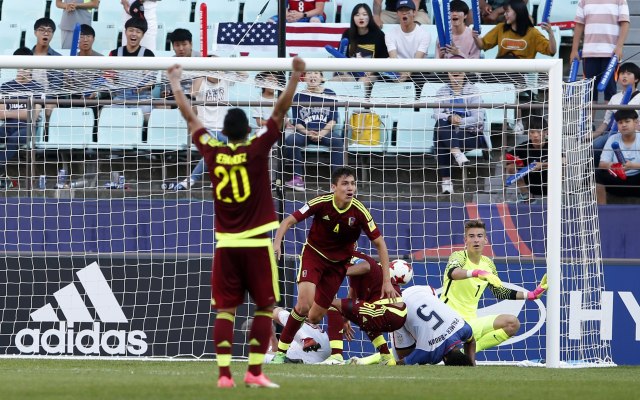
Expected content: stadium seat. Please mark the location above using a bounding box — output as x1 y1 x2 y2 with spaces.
91 20 121 54
96 106 145 149
0 21 22 55
475 83 516 126
139 109 189 151
94 0 123 22
0 68 17 84
420 82 446 102
323 0 337 23
242 0 278 23
370 81 416 122
387 110 434 154
323 81 365 99
1 0 47 25
157 0 194 25
38 108 95 149
197 0 240 24
340 0 373 24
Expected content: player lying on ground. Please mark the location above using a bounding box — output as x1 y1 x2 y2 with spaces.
394 285 476 366
168 56 305 389
440 219 548 352
271 166 399 365
328 253 406 365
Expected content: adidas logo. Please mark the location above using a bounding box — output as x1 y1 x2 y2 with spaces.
323 215 330 220
14 262 148 355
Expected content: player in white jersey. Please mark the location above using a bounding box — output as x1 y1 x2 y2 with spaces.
264 307 331 364
393 285 476 366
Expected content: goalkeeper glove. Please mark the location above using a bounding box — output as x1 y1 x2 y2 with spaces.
527 274 548 300
468 269 503 287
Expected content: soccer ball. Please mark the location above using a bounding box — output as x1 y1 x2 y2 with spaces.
389 259 413 286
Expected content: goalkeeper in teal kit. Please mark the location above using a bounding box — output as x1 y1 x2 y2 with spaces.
440 219 548 351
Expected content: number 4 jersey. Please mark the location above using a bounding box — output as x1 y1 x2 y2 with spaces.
393 285 473 365
192 118 280 240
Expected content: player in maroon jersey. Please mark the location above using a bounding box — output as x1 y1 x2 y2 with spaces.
328 252 406 365
270 166 399 364
167 57 306 389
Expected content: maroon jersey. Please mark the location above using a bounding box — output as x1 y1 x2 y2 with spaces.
348 253 401 303
292 195 381 262
192 117 280 238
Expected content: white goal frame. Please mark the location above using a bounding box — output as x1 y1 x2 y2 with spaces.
0 55 564 367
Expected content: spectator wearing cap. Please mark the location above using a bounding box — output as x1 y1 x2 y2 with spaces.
56 0 100 49
121 0 159 51
596 109 640 204
373 0 430 27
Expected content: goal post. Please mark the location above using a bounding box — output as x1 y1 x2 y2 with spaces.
0 55 611 367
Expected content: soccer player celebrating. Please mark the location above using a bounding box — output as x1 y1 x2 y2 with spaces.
329 253 406 365
394 285 476 366
440 219 548 352
271 166 399 365
167 57 306 389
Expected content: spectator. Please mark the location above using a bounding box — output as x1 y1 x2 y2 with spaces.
285 71 344 191
56 0 99 49
433 71 485 194
570 0 630 103
160 28 198 102
252 72 287 127
592 62 640 167
32 18 62 56
108 17 155 116
0 48 44 181
596 109 640 204
373 0 430 27
332 2 389 89
269 0 327 23
77 24 102 56
504 117 548 204
436 0 481 59
478 0 529 24
384 0 431 87
122 0 159 51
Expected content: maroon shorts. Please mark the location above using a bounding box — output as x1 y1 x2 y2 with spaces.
341 299 407 333
211 240 279 309
298 245 348 309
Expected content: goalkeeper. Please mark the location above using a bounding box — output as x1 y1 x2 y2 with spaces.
440 219 548 352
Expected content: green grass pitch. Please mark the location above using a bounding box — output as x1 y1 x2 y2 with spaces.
1 359 639 400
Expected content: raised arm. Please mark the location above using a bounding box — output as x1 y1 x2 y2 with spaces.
167 64 204 136
271 57 306 131
373 0 384 28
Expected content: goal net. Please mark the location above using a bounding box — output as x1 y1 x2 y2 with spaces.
0 56 611 367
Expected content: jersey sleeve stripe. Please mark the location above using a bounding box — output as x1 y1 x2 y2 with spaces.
352 199 373 220
308 194 333 206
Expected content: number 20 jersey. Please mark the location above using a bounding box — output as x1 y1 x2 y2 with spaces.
192 118 280 239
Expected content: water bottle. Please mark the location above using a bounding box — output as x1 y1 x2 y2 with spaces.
38 175 47 190
56 169 67 189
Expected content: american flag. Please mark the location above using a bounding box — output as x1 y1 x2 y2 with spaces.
214 22 349 54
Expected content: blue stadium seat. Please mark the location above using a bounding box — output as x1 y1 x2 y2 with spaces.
1 0 47 25
38 108 95 149
197 0 240 24
0 21 22 55
242 0 278 23
92 20 122 54
157 0 194 25
139 109 189 151
388 110 434 154
340 0 373 24
96 107 145 149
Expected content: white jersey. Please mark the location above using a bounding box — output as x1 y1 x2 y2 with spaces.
273 309 330 364
194 78 231 131
392 285 472 365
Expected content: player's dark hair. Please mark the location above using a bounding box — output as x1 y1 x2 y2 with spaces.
450 0 469 14
331 166 357 185
125 17 148 34
222 108 251 141
34 17 56 32
528 116 547 132
503 0 533 37
613 109 639 122
13 47 33 56
80 24 95 37
169 28 192 44
618 62 640 85
464 219 486 233
347 4 381 57
443 349 474 366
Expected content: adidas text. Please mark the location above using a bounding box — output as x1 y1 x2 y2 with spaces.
15 322 148 355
